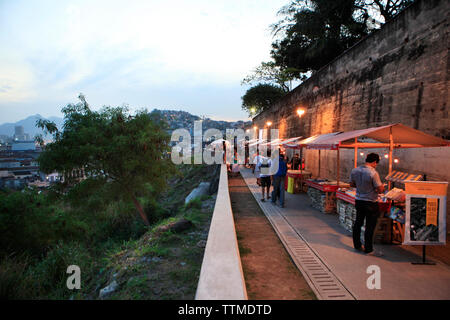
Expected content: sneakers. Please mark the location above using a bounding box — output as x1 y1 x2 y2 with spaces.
365 250 384 257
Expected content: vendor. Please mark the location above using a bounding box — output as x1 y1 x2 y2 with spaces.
350 153 385 256
290 153 301 170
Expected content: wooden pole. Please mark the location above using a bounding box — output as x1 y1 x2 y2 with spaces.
388 127 394 190
354 138 358 168
337 147 340 187
318 150 321 178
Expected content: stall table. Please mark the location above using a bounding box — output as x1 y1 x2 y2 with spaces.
336 188 398 244
306 179 350 214
286 170 312 194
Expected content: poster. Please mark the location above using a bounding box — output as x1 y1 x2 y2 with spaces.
403 181 448 245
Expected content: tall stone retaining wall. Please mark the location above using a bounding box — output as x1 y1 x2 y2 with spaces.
253 0 450 264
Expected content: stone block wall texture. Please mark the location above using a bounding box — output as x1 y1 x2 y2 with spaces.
253 0 450 264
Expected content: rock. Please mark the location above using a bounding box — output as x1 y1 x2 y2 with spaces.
155 218 193 234
185 182 211 204
196 240 207 248
99 280 119 299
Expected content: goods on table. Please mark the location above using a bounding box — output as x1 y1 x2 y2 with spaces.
385 188 406 202
388 206 405 224
337 188 392 244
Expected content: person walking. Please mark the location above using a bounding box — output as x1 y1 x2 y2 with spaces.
252 152 262 186
350 153 385 256
271 153 287 208
257 150 272 201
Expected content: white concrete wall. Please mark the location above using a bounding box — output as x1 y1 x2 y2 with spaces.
195 164 248 300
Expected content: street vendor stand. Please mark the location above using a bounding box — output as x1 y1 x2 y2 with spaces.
302 123 449 244
281 133 337 198
282 132 346 212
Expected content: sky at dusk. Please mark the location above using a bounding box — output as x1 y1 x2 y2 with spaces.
0 0 290 124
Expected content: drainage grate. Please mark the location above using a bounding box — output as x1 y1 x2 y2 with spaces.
241 170 355 300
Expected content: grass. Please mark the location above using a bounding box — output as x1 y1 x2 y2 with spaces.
0 163 219 300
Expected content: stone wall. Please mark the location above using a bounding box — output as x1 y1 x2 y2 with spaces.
253 0 450 264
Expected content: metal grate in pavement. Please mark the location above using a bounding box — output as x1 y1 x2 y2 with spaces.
240 169 355 300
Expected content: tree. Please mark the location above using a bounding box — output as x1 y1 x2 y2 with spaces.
241 84 286 116
241 61 302 92
358 0 415 23
270 0 414 73
271 0 369 73
36 94 175 226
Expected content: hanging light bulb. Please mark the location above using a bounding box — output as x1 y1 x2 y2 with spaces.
384 154 389 159
394 158 399 163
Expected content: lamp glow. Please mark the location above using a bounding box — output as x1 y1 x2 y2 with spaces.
297 108 306 117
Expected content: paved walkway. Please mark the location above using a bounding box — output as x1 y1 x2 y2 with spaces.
240 167 450 300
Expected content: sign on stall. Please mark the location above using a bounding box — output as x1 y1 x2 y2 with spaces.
403 181 448 245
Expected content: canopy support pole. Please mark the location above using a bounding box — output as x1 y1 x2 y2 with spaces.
337 147 340 187
318 150 321 178
388 127 394 190
354 138 358 168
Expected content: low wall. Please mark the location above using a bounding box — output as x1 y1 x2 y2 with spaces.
195 164 248 300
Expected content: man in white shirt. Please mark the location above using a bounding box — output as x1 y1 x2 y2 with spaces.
257 150 272 201
252 152 262 186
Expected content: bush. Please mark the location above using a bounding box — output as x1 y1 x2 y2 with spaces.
0 189 86 257
0 255 34 299
25 241 95 299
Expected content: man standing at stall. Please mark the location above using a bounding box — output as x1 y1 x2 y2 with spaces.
290 153 301 170
350 153 385 256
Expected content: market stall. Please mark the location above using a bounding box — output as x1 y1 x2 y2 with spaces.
304 123 449 243
286 169 312 194
281 133 338 197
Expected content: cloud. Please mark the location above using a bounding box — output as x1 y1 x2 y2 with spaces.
0 0 286 123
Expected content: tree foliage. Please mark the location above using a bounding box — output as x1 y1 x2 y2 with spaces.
360 0 415 23
271 0 369 73
241 61 302 92
241 84 286 116
36 94 175 226
270 0 415 73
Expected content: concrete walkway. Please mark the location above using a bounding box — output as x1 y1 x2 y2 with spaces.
240 167 450 300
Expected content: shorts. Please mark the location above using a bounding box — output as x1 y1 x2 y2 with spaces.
260 176 271 188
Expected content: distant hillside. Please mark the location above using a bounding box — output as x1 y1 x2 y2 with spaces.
0 110 251 140
0 114 63 139
151 109 251 133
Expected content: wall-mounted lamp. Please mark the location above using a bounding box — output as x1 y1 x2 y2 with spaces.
266 121 272 127
297 108 306 117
